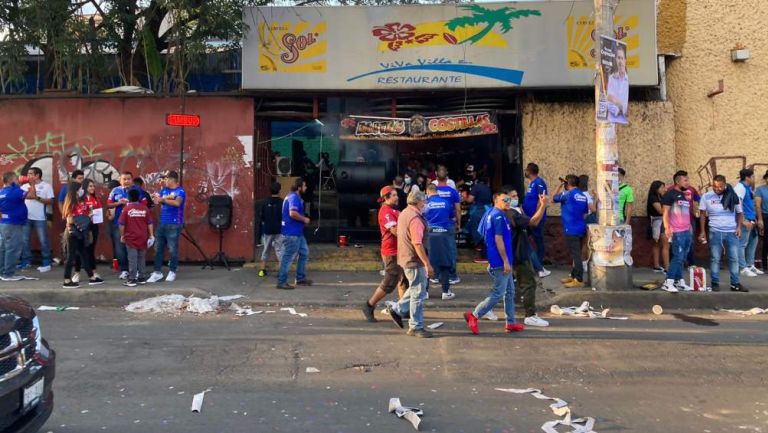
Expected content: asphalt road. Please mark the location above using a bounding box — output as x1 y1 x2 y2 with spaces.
37 307 768 433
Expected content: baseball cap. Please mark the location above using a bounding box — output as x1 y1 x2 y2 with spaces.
378 185 395 203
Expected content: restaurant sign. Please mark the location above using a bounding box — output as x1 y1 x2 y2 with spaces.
339 112 498 140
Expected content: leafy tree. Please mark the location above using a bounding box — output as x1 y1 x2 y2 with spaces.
446 4 541 45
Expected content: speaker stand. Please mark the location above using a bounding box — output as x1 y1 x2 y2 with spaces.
209 228 231 270
180 226 214 269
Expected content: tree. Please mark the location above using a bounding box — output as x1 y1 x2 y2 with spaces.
446 4 541 45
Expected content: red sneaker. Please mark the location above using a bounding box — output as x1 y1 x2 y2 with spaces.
464 312 479 335
505 323 525 333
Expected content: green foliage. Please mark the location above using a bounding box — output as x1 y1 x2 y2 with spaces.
446 5 541 45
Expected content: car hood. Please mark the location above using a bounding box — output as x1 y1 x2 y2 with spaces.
0 295 35 320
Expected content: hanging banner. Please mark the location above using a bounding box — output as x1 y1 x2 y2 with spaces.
597 36 630 124
339 112 498 141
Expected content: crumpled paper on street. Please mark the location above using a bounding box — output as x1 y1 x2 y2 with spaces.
388 397 423 430
721 307 768 316
496 388 596 433
550 301 627 320
187 296 219 314
125 294 222 314
230 303 262 316
280 307 308 317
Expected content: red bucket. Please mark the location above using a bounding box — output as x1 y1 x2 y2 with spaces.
339 235 348 248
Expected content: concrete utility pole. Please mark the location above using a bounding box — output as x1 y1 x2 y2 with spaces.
591 0 633 290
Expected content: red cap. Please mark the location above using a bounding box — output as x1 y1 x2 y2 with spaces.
378 185 395 203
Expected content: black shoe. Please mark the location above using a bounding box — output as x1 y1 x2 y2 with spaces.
62 281 80 289
362 302 377 322
137 278 147 285
406 328 433 338
731 283 749 292
276 283 296 290
89 277 105 286
123 279 137 287
386 306 404 329
295 279 313 286
711 282 720 292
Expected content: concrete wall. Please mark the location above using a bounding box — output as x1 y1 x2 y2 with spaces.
665 0 768 190
0 96 255 262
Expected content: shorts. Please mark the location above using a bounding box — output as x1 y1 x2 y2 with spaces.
261 234 278 261
651 216 664 241
378 255 407 294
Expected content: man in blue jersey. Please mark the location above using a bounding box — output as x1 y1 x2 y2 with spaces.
553 175 590 288
147 171 186 283
734 168 762 277
524 163 551 278
431 164 461 285
276 177 312 290
424 184 456 300
463 191 524 335
0 172 31 281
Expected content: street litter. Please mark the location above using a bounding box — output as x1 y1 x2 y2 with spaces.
550 301 628 320
427 322 444 330
280 307 308 317
496 388 596 433
19 276 39 281
306 367 320 373
720 307 768 316
218 295 245 301
230 303 263 316
190 389 211 413
388 397 423 430
125 294 228 314
652 305 664 315
38 306 80 311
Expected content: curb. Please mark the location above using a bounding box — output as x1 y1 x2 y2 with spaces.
243 261 491 274
3 287 212 308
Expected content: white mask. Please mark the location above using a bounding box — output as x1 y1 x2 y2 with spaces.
404 177 412 185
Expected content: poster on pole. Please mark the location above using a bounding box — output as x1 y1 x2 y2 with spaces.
597 36 629 125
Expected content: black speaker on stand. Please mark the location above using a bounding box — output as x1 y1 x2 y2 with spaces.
207 195 232 270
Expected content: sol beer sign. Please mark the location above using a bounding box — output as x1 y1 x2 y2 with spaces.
340 112 498 141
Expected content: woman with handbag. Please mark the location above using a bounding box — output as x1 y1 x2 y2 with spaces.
62 181 104 288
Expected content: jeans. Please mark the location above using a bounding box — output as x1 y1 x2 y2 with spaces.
437 266 450 294
21 220 51 267
0 224 23 278
687 219 698 266
530 224 546 271
566 235 584 281
709 230 740 286
64 233 94 280
154 224 182 273
127 247 147 280
398 267 428 330
667 231 692 281
260 234 278 262
473 267 517 325
109 223 128 272
449 230 458 280
277 235 308 285
738 223 758 269
515 259 537 317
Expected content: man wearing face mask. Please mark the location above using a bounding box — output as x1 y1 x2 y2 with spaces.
503 186 550 327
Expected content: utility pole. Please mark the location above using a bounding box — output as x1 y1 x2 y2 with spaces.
590 0 633 290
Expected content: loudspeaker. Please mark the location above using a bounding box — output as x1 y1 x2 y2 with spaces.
276 156 292 176
208 195 233 229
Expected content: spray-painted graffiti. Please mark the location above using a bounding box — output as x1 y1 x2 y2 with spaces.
696 156 768 192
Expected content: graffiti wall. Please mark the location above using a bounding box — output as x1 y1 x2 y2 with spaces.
0 96 255 261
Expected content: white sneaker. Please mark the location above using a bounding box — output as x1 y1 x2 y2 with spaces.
538 268 551 278
449 277 461 285
661 279 679 293
676 279 693 292
165 271 177 282
524 315 550 327
147 272 164 283
441 291 456 300
37 265 51 273
119 271 129 280
741 267 758 277
749 266 764 275
429 278 439 284
482 311 499 321
71 273 80 283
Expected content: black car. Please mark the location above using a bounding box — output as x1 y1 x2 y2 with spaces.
0 296 56 433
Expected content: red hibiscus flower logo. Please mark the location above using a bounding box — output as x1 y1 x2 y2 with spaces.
372 22 436 51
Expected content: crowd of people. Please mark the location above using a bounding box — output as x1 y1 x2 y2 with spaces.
0 168 186 288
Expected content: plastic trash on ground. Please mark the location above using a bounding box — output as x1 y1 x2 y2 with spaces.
388 397 423 430
187 296 219 314
125 294 187 313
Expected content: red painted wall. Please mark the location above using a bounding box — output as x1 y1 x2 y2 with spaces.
0 96 255 262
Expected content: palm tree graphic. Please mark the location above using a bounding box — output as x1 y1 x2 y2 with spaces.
446 4 541 45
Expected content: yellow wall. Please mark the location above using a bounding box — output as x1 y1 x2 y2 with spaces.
665 0 768 191
522 101 677 216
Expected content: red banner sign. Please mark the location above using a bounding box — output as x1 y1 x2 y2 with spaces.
340 112 497 140
166 113 201 127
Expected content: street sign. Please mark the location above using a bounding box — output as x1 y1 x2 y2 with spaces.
166 113 201 127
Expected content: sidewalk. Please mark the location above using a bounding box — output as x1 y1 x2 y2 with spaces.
2 262 768 312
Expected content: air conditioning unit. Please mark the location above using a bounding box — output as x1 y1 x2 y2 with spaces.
276 157 291 176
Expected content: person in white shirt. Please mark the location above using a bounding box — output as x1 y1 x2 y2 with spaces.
20 167 54 272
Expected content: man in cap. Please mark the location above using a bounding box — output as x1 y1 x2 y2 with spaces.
147 170 186 283
362 185 407 322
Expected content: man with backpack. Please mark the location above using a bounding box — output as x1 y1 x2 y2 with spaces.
258 182 283 277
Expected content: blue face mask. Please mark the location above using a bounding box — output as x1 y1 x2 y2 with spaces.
509 199 519 208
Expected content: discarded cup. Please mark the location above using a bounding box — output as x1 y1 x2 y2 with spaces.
652 305 663 315
550 305 563 315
